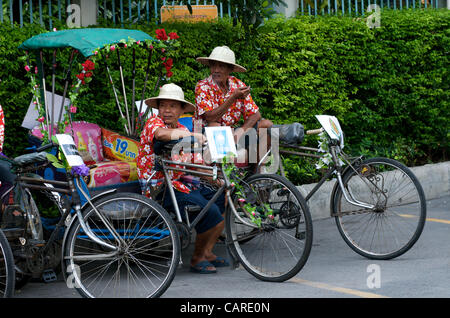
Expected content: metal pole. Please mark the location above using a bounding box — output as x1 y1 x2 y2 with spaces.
116 48 132 133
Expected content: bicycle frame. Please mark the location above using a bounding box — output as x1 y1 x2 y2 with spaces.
155 156 260 231
7 162 121 261
273 142 377 211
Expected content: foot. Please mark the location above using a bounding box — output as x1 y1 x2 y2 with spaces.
208 256 230 268
190 260 217 274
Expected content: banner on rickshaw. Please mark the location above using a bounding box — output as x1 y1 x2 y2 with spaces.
160 5 218 23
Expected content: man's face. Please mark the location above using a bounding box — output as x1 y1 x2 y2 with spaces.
209 60 233 85
159 99 184 127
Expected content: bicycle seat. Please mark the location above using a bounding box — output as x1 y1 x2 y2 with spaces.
271 123 305 146
13 151 48 167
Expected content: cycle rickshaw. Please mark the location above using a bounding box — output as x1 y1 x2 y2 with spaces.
0 26 426 298
0 27 316 298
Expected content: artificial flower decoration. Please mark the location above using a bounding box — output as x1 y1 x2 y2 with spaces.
71 164 90 177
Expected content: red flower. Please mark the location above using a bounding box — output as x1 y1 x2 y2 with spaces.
82 60 95 72
155 29 168 41
76 73 86 84
84 72 93 78
163 58 173 68
169 32 179 40
166 70 173 78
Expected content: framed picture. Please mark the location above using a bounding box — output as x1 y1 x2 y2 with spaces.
55 134 84 167
204 126 237 162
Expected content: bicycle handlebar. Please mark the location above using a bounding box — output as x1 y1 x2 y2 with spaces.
36 142 58 152
154 136 203 155
306 128 324 135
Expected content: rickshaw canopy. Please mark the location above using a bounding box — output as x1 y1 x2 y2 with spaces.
18 28 155 57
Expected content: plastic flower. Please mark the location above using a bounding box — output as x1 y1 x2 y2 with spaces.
71 164 90 177
82 60 95 71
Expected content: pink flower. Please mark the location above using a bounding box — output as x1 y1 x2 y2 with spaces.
34 66 38 74
149 45 154 50
161 48 166 53
24 65 31 72
94 51 98 55
37 116 45 123
137 40 141 45
252 212 256 216
69 106 77 113
238 198 246 203
110 45 116 51
124 44 127 48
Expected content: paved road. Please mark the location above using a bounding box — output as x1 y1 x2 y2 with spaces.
11 195 449 299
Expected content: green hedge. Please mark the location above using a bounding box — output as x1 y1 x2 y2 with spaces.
0 9 448 185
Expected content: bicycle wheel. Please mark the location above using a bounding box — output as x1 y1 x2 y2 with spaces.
226 173 313 282
0 229 15 297
63 192 180 298
332 157 426 260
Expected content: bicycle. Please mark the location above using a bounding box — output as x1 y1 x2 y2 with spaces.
150 136 313 282
0 229 15 297
272 115 427 260
0 137 180 298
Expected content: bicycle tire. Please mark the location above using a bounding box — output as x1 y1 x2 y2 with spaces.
0 229 15 297
226 173 313 282
332 157 426 260
63 192 180 298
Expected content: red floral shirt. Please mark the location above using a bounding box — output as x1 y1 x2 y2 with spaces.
137 115 202 197
0 104 4 154
195 75 259 127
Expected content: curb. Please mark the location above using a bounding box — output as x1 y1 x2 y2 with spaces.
296 161 450 220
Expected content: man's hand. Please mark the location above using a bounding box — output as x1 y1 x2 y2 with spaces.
231 86 251 101
192 132 207 145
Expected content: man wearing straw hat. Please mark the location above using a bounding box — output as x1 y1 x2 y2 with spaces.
195 46 273 165
137 83 229 274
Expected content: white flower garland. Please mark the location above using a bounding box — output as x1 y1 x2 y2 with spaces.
315 132 345 170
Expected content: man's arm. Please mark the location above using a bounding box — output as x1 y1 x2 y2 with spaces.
203 86 251 124
154 127 205 144
234 111 261 142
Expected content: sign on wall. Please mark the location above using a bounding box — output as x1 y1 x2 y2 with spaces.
161 5 218 23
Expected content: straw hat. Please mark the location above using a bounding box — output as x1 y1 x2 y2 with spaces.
196 46 247 73
145 83 195 113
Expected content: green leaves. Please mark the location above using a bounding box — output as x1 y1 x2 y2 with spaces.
46 153 65 169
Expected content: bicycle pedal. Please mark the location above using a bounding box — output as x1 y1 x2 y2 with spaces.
29 239 46 247
296 231 306 240
42 269 57 283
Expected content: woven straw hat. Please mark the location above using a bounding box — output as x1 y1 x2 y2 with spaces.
196 46 247 73
145 83 195 113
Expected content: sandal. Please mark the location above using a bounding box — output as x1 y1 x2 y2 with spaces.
190 261 217 274
209 256 230 268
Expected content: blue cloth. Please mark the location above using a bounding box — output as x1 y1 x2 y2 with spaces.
161 184 225 234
